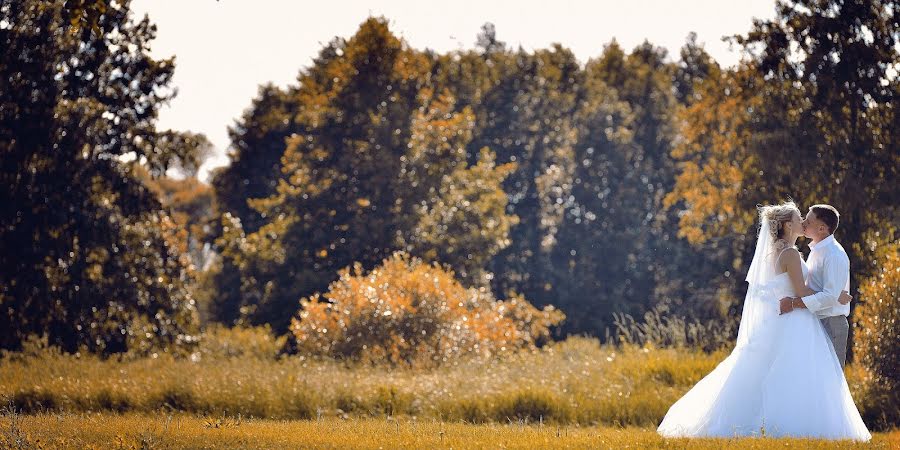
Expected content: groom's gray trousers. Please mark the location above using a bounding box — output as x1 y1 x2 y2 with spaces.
820 315 849 368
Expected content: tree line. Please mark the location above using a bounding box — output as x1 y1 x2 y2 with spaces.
1 0 896 357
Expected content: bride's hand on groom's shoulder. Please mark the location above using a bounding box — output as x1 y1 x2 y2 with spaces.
838 290 852 305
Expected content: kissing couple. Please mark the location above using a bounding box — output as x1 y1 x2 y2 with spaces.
657 201 870 441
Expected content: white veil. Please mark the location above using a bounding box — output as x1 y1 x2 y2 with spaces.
734 206 779 349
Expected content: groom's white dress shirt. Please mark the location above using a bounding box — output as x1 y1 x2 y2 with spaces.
800 234 851 318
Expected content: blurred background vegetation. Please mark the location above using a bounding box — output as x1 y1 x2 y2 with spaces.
1 0 898 430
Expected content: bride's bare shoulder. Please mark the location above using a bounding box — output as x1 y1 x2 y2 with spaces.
778 247 802 266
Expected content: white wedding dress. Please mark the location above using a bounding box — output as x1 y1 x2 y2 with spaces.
758 259 870 440
657 256 871 441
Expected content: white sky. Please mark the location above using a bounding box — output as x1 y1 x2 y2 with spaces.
129 0 777 181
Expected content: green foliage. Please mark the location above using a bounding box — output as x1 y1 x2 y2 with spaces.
39 0 892 362
0 0 201 354
211 84 298 234
671 0 899 258
465 45 582 318
206 16 826 340
212 22 728 339
550 39 728 334
209 18 518 332
397 90 519 285
666 0 899 360
206 83 299 328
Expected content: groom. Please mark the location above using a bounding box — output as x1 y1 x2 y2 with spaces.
778 204 852 368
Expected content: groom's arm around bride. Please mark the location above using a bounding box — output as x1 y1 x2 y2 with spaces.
779 204 851 318
778 205 852 367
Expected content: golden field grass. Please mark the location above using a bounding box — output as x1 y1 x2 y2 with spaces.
1 337 735 426
0 336 884 428
1 335 894 448
2 412 897 449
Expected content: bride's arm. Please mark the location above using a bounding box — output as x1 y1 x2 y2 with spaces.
781 248 815 298
779 250 853 313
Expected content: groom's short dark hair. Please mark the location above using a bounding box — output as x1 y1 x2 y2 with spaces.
810 204 840 234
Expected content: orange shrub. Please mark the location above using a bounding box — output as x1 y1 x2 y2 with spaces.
290 251 564 366
853 229 900 429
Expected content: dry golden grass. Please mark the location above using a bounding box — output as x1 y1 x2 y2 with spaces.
1 335 894 448
1 337 730 426
1 412 896 449
0 335 887 434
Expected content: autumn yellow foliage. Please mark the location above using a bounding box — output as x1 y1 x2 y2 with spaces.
664 65 762 244
852 229 900 429
290 251 564 367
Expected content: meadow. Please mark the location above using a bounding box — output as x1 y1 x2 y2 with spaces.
2 337 726 426
2 334 895 448
3 413 898 449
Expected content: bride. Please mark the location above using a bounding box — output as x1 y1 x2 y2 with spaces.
656 201 870 441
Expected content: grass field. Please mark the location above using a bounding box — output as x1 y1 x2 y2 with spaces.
2 337 736 427
1 412 896 449
1 335 893 448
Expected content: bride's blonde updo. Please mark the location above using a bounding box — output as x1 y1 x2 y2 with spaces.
759 200 800 250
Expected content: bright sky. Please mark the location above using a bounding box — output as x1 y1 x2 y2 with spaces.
130 0 777 181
